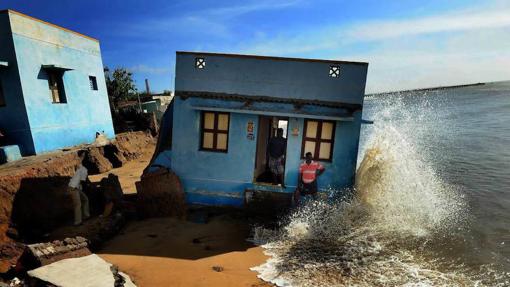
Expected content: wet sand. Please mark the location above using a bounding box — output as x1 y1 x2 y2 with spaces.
89 144 272 286
98 216 271 287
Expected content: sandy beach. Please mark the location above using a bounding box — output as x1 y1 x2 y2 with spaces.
98 215 272 287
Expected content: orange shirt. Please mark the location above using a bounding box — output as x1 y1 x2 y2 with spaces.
299 161 324 183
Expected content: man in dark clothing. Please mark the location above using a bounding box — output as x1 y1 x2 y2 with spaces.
268 128 287 187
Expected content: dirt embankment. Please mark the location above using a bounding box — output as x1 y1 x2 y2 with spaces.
0 132 154 272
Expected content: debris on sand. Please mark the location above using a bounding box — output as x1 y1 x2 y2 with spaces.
136 167 186 219
20 236 91 270
212 265 224 272
27 254 136 287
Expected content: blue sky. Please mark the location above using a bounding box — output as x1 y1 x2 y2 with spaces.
2 0 510 93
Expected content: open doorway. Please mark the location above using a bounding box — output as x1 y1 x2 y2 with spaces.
254 116 288 185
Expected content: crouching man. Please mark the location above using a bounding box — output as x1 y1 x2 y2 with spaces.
68 150 90 225
294 152 325 206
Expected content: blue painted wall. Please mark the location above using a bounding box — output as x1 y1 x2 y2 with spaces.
156 52 367 206
166 98 363 206
171 97 258 205
0 12 35 155
0 10 114 155
176 52 368 105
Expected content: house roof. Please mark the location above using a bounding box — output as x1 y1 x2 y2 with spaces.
176 91 362 112
176 51 368 66
0 9 99 42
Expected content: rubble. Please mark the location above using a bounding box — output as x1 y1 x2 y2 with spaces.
0 132 154 271
84 148 113 174
136 167 186 219
20 237 91 270
26 254 136 287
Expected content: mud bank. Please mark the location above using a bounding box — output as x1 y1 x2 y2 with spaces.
0 132 154 272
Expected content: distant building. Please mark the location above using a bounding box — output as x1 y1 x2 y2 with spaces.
150 52 368 206
0 10 114 155
151 92 173 106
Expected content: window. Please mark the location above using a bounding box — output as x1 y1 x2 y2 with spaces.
200 111 229 152
329 65 340 78
89 76 98 90
195 57 206 69
47 71 66 103
0 79 5 107
301 119 335 161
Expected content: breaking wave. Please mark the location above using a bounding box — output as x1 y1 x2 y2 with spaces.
251 94 510 286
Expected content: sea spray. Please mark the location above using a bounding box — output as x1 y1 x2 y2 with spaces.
251 94 509 286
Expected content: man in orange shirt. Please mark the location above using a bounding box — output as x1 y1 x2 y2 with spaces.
294 152 325 205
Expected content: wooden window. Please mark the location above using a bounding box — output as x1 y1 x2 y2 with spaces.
0 79 5 107
89 76 98 90
301 119 335 161
47 71 67 103
200 111 229 152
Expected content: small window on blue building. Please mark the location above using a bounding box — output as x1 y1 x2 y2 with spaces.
195 58 206 69
47 71 67 103
329 65 340 78
89 76 98 90
200 111 229 152
0 79 5 107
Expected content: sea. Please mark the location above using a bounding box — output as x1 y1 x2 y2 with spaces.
251 81 510 286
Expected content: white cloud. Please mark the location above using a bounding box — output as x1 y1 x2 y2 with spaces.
207 0 304 18
238 4 510 93
118 0 305 40
348 9 510 41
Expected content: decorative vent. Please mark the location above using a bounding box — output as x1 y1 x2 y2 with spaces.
195 58 206 69
329 65 340 78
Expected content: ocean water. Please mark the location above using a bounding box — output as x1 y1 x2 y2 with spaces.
252 81 510 286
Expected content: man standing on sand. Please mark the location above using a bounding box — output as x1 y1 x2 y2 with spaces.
68 150 90 225
294 152 325 205
268 128 287 187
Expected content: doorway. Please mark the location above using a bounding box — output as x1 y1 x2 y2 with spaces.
254 116 288 185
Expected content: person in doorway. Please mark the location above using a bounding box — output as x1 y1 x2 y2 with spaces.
268 128 287 187
294 152 325 205
68 150 90 225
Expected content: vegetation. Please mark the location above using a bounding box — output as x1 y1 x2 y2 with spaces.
104 67 138 109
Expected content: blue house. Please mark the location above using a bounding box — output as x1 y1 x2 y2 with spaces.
0 10 114 156
151 52 368 206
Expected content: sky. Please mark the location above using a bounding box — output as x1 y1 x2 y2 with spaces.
1 0 510 93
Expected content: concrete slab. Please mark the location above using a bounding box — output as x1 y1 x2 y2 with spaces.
27 254 135 287
0 145 22 163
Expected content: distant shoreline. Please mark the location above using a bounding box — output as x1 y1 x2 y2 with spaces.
367 82 486 97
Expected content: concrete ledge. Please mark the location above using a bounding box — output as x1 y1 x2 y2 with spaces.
0 145 22 163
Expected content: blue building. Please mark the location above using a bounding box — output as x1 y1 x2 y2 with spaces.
151 52 368 206
0 10 114 156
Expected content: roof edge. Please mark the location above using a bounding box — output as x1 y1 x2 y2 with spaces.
0 9 99 43
176 51 369 66
176 90 363 112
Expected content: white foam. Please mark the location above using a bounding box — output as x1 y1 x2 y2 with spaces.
251 94 508 286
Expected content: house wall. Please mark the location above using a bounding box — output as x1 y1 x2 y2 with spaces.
167 52 367 206
171 97 259 205
0 12 35 155
169 97 362 206
175 52 368 105
7 11 114 154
